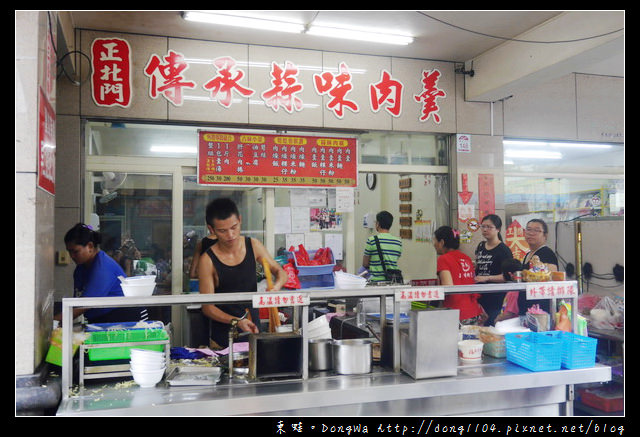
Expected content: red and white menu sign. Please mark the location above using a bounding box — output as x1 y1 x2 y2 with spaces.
198 131 357 188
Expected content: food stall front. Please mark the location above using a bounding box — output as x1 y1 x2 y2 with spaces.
56 282 611 416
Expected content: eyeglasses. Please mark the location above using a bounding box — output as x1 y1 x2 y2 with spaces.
525 228 544 234
480 225 495 230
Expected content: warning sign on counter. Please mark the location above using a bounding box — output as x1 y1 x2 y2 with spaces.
198 131 357 188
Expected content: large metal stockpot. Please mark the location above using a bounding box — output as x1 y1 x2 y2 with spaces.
331 339 373 374
309 338 333 371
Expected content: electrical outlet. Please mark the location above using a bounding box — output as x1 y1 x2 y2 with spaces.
57 251 70 265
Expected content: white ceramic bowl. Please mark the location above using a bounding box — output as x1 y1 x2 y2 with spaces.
130 349 165 360
130 362 165 372
131 367 165 387
121 282 155 297
130 356 166 367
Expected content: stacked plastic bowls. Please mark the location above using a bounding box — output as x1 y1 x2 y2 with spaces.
129 348 166 387
120 275 156 297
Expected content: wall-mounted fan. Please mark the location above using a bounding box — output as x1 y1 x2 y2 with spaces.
99 172 127 203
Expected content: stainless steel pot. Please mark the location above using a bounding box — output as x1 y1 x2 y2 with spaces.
308 338 333 371
332 339 373 374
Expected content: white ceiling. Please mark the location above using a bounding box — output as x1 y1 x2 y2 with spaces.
68 10 624 78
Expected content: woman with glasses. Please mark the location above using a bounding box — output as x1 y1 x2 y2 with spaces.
474 214 514 325
522 219 558 272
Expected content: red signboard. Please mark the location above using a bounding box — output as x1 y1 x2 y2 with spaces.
38 88 55 195
91 38 132 108
198 131 357 187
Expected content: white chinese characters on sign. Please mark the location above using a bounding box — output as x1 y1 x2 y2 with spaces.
91 38 132 108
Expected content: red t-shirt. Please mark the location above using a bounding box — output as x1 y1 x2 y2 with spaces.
437 250 482 320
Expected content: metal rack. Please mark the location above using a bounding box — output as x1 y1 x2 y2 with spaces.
78 331 171 387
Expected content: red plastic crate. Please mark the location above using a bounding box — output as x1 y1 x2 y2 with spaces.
580 386 624 413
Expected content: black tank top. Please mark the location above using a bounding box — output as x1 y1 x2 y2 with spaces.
205 236 259 347
200 236 217 255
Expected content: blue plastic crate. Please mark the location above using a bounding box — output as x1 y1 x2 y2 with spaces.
287 249 336 277
299 273 335 289
546 331 598 369
505 331 562 371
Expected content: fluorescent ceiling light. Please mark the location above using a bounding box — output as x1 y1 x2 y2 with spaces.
504 149 562 160
504 140 614 150
306 25 413 45
182 11 413 45
182 11 305 34
150 145 197 154
548 142 613 149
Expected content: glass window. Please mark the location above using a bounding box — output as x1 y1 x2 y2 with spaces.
90 171 173 319
359 132 449 166
503 139 624 223
182 176 265 289
87 122 199 158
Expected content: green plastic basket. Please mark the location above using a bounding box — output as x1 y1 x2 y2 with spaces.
84 328 168 361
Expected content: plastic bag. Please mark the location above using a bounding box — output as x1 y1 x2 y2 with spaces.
554 302 572 332
524 305 549 331
589 296 624 330
283 260 301 289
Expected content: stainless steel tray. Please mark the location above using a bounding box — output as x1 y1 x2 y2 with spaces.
166 366 222 386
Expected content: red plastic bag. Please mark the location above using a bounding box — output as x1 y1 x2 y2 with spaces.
283 260 301 289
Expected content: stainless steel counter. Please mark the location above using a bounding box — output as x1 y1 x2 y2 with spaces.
58 282 596 416
57 360 610 416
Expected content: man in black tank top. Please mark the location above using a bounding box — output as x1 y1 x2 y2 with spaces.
198 198 287 349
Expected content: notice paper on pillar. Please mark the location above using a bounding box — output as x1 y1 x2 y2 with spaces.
478 174 495 219
458 204 474 223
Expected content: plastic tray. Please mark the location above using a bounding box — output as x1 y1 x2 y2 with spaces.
299 273 335 289
545 331 598 369
287 249 336 276
505 331 562 371
84 328 168 361
166 366 222 386
84 320 164 332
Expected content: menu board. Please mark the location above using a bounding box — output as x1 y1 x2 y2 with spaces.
198 131 357 188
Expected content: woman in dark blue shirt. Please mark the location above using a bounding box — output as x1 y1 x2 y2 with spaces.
54 223 147 324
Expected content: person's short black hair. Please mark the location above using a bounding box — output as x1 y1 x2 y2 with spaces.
64 223 101 247
376 210 393 230
205 198 239 227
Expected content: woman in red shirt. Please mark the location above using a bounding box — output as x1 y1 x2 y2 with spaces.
433 226 487 325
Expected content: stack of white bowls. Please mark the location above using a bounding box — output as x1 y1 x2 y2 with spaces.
306 315 332 340
120 275 156 297
129 348 166 387
333 271 367 289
